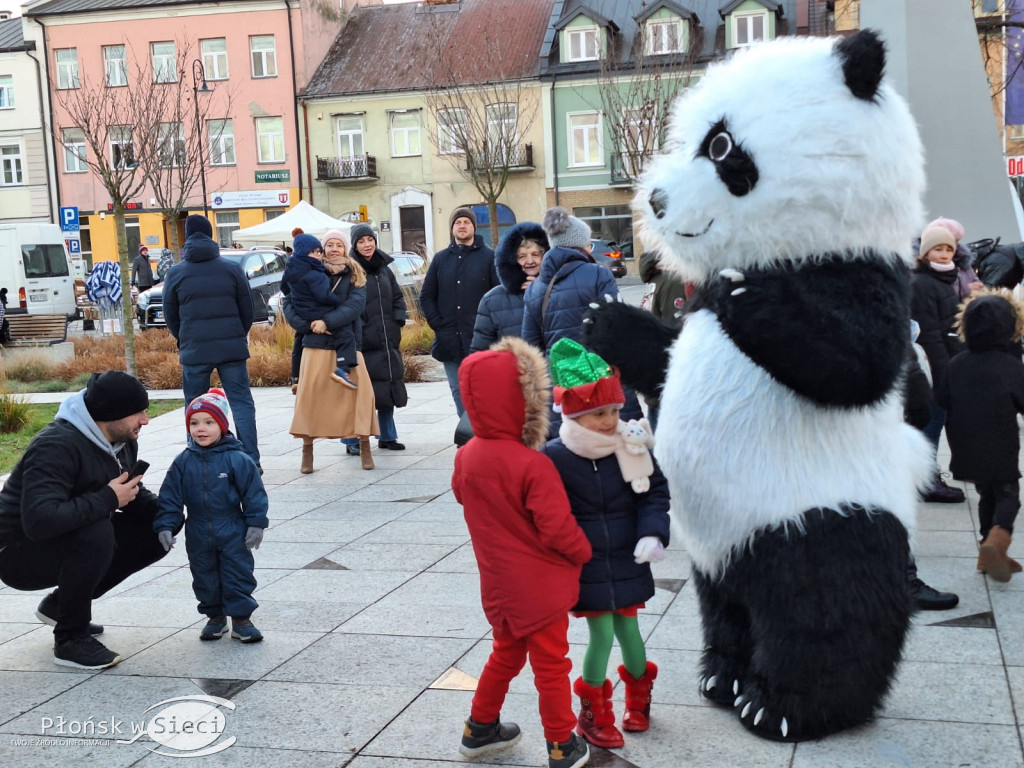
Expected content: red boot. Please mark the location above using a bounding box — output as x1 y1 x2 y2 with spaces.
573 677 624 748
619 661 658 732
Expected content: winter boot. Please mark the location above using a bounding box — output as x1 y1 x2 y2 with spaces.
359 436 374 470
618 661 658 731
547 732 590 768
907 557 959 610
922 472 966 503
573 677 623 748
301 438 314 474
458 717 521 758
978 526 1014 583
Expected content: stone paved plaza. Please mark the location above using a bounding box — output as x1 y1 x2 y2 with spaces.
0 381 1020 768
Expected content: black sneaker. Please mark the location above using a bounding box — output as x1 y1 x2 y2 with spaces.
909 577 960 610
54 636 122 670
345 443 360 456
922 476 965 504
547 733 590 768
36 592 103 636
459 717 522 758
378 440 406 451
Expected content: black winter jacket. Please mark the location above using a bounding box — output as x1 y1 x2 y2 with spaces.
910 264 964 390
937 294 1024 485
131 253 154 288
0 416 159 547
282 253 342 322
284 267 365 351
470 222 548 353
421 235 498 362
162 234 254 366
542 439 671 612
355 249 408 409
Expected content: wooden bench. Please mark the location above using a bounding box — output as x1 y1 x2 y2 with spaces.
4 313 70 346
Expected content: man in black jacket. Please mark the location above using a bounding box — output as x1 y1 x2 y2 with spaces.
421 207 498 416
0 371 176 669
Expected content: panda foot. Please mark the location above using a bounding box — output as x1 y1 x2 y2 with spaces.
698 662 744 708
735 680 830 743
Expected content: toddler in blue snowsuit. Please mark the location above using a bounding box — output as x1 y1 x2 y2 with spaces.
154 388 269 642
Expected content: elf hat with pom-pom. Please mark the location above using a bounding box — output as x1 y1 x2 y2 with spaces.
548 338 624 418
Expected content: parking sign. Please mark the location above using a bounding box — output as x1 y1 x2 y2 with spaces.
60 206 79 233
67 239 81 254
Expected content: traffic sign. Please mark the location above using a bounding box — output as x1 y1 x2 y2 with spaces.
67 239 81 254
60 206 79 232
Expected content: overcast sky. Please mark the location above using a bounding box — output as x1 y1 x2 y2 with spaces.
0 1 21 18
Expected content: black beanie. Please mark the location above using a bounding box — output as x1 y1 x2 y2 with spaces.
449 207 477 232
83 371 150 422
185 214 213 238
349 224 376 247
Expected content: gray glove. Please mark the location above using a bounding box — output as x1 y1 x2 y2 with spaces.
157 530 176 552
245 526 264 550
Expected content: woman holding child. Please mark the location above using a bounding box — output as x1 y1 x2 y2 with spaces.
287 229 378 473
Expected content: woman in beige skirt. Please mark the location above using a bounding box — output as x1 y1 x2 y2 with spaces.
287 229 379 472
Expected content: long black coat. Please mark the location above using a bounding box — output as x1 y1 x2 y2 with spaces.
937 294 1024 485
356 249 408 409
910 264 964 390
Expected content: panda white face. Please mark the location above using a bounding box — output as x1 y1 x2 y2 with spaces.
636 32 925 283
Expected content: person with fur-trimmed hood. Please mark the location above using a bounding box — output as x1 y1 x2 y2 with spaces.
470 222 548 353
937 289 1024 582
452 337 593 768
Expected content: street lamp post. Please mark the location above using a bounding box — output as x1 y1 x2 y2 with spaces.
192 59 211 217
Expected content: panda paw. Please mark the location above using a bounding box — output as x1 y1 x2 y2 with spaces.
734 681 800 742
698 669 743 708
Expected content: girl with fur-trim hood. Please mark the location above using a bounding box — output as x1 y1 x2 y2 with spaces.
451 337 593 763
936 289 1024 582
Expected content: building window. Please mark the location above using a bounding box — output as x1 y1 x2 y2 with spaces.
0 75 13 108
624 106 657 155
209 119 235 166
216 211 239 248
336 115 364 158
568 112 602 167
63 128 88 173
1 144 23 185
389 111 421 157
646 20 683 55
103 45 127 87
256 116 284 163
151 41 177 83
437 109 466 155
732 12 767 47
201 38 229 81
486 103 518 163
109 125 135 169
250 36 277 78
565 26 599 62
158 122 185 167
56 48 79 89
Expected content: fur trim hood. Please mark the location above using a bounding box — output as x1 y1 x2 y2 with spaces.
459 337 550 449
495 222 549 296
956 287 1024 351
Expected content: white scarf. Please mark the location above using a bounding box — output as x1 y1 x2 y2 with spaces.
559 417 654 492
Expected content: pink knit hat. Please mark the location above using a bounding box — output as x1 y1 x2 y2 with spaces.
927 217 965 242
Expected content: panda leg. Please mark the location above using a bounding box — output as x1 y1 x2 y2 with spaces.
733 509 912 742
693 568 752 707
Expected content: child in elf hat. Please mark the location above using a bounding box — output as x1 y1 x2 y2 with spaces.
542 338 670 750
452 337 593 768
153 388 269 643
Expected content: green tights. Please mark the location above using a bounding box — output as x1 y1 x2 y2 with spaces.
582 613 646 686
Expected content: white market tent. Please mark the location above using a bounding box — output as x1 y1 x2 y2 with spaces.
231 200 354 246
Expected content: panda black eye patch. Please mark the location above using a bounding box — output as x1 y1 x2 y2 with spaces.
697 119 759 197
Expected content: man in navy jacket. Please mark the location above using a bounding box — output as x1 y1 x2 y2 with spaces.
420 207 498 416
163 214 260 468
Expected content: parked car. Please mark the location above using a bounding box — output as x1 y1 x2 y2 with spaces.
590 239 627 278
267 249 427 326
137 247 287 329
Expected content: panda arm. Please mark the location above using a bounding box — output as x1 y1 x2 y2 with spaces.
582 301 679 398
715 257 909 407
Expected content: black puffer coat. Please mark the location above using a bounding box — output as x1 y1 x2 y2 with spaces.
284 267 364 351
355 249 408 409
910 264 964 390
470 222 548 353
937 293 1024 485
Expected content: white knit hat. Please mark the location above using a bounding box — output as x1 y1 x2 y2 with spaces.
543 207 591 250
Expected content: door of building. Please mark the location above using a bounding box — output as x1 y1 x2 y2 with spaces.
400 206 426 257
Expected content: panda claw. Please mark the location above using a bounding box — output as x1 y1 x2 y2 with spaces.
754 707 765 726
589 302 600 309
733 695 744 708
730 287 747 296
732 679 739 696
741 702 751 719
603 294 616 303
719 268 745 282
706 675 717 692
781 717 789 738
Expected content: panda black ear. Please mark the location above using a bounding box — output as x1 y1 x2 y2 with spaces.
835 28 885 101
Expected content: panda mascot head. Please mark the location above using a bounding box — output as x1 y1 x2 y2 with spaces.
638 30 924 283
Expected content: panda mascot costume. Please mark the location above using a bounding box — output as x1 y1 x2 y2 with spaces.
584 29 932 742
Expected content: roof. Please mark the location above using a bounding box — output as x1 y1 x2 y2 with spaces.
0 17 31 51
553 5 617 32
635 1 698 24
719 0 783 16
27 0 214 14
302 0 556 99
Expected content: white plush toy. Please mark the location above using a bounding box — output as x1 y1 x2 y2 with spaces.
584 29 932 742
618 418 654 455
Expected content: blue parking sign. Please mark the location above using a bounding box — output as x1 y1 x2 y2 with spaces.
67 239 81 254
60 206 79 232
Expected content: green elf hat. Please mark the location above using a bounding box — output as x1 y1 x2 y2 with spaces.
549 338 625 417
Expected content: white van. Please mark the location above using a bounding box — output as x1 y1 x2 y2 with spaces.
0 223 77 317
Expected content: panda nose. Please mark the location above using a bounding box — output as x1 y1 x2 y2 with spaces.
649 188 668 219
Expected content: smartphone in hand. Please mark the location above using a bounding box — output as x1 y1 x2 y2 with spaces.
128 460 150 480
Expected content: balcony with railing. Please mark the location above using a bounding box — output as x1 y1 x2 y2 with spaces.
609 151 652 186
316 154 378 183
464 143 534 173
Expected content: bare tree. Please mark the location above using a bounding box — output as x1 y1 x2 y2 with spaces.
423 17 541 246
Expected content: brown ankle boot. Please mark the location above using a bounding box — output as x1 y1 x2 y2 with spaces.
300 438 314 474
979 526 1013 582
619 661 658 732
359 436 374 470
573 677 623 748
